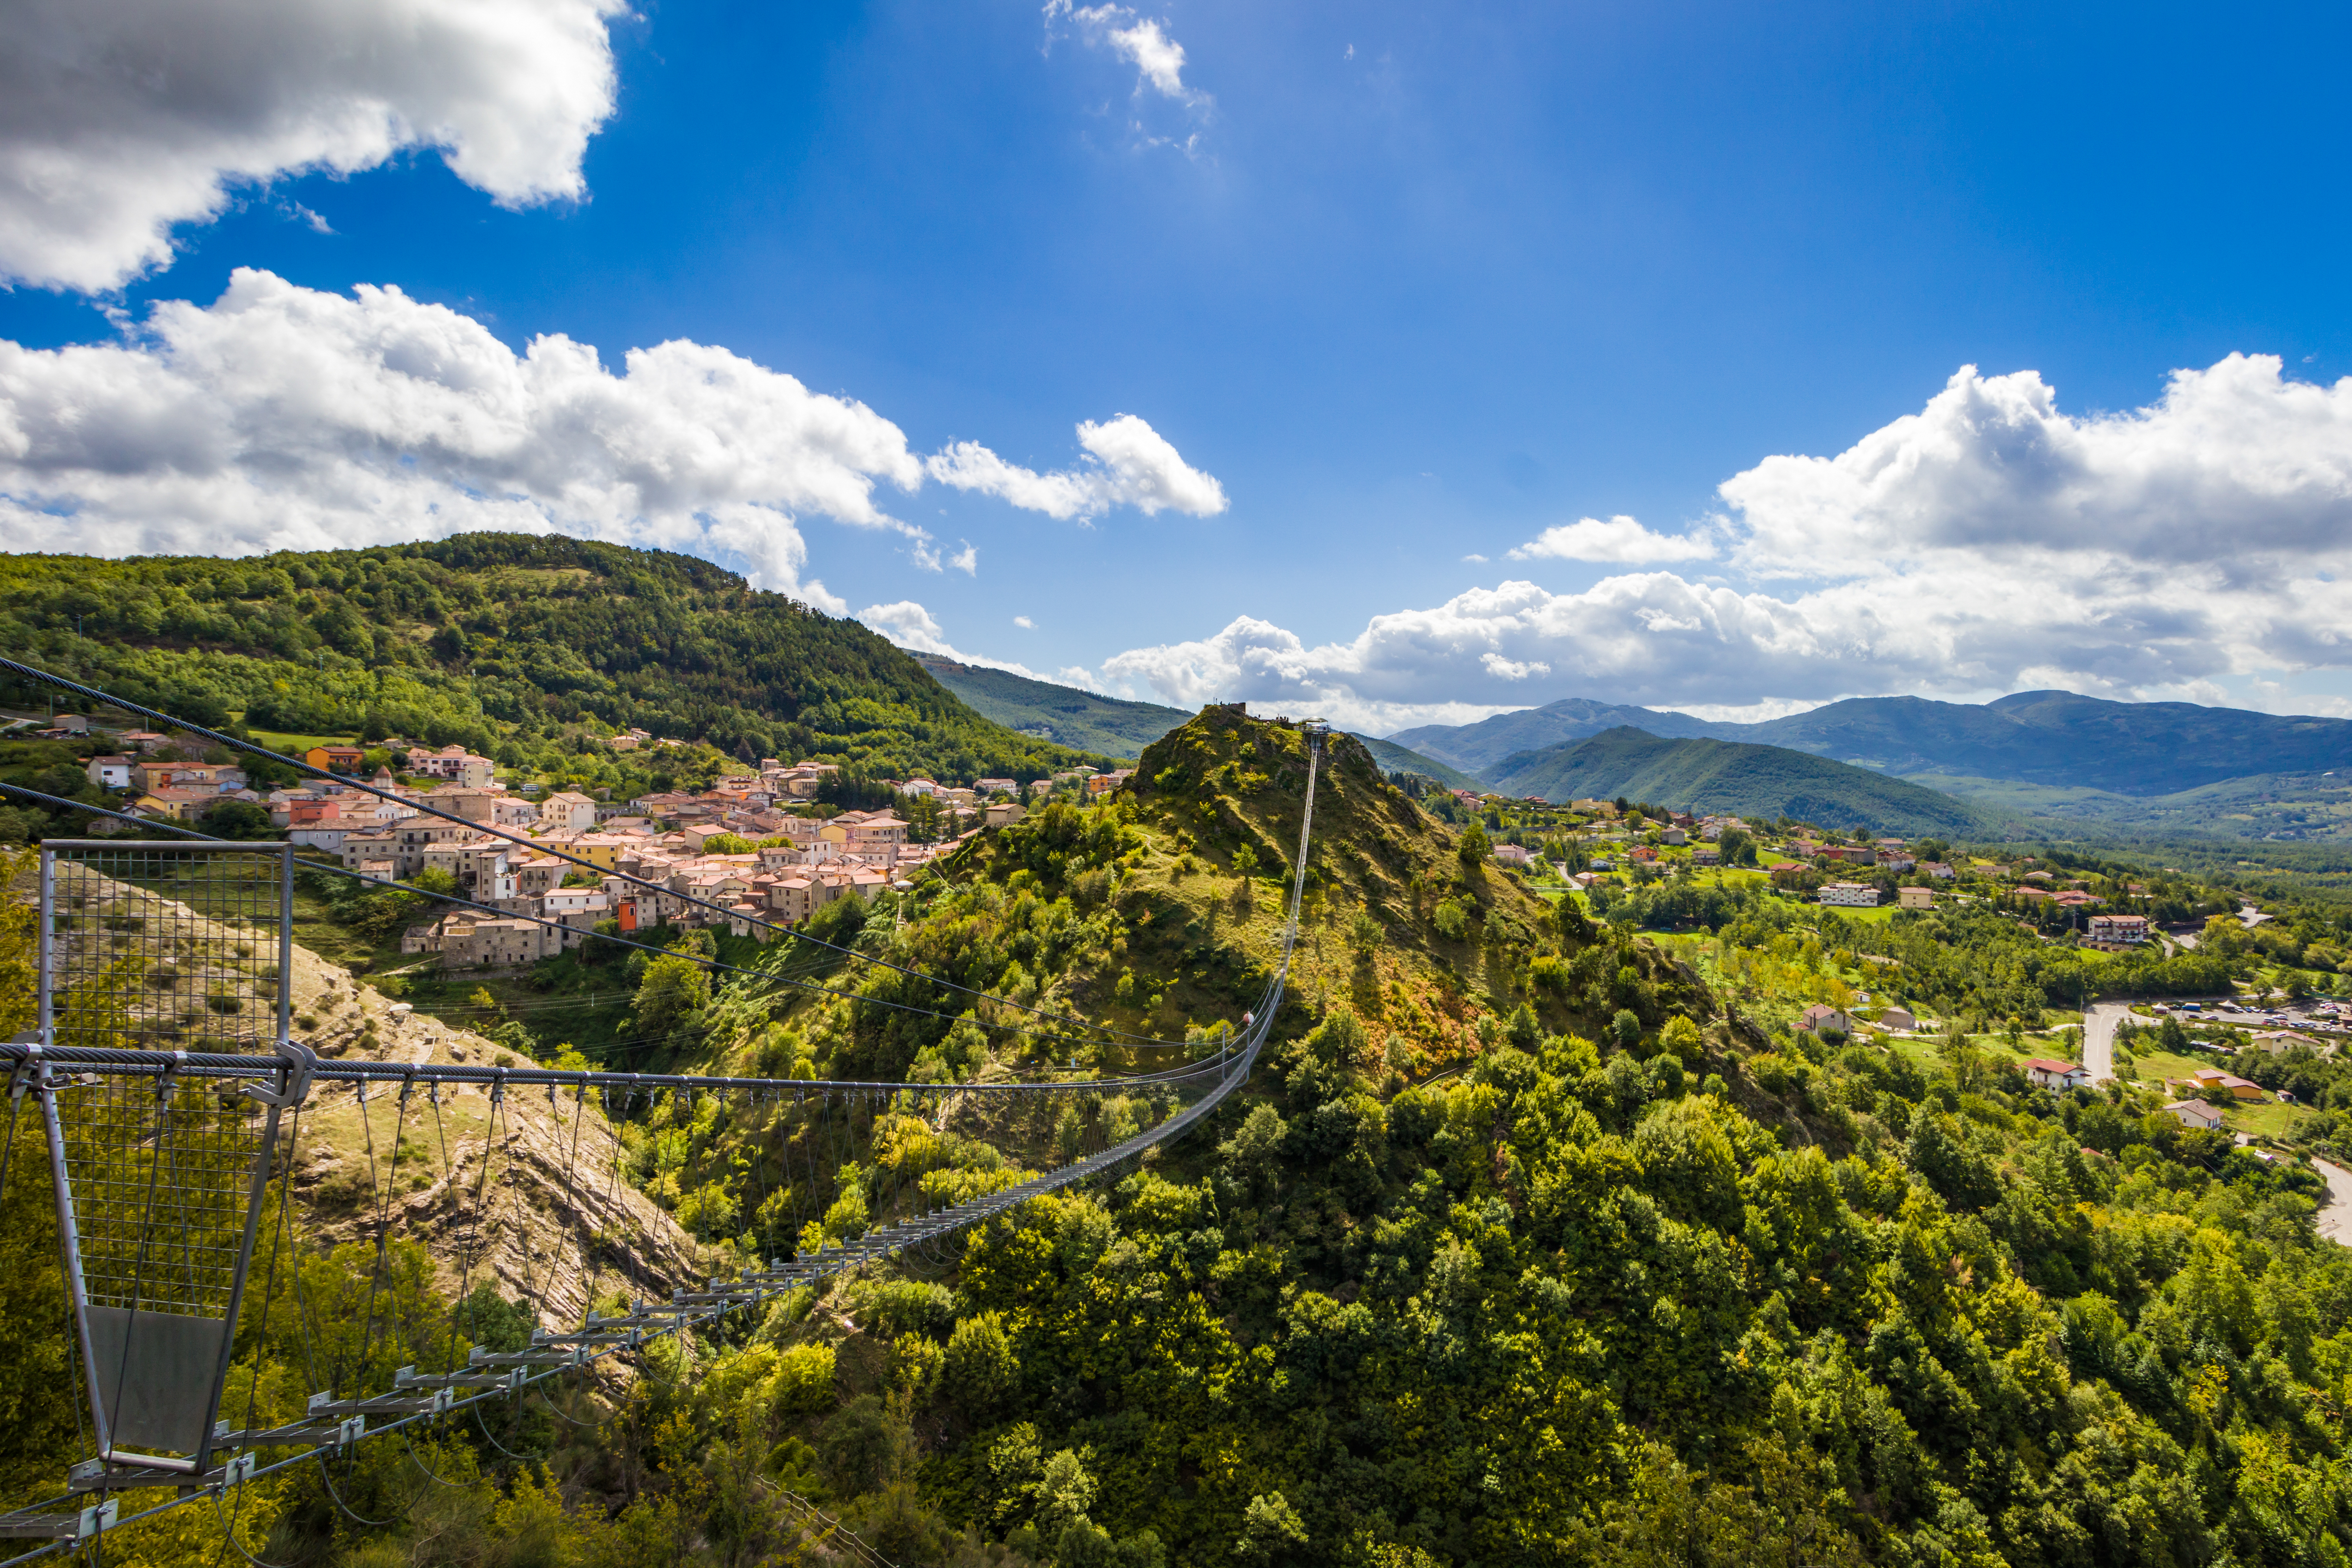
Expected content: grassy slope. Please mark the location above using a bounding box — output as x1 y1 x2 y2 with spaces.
1488 725 1991 836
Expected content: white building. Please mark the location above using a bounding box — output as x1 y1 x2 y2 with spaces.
539 790 599 833
2087 913 2151 945
1819 883 1879 907
2019 1057 2091 1092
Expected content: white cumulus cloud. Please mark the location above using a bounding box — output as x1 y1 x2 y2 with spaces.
1045 2 1210 108
1722 354 2352 580
1508 514 1716 564
0 0 626 292
859 600 1088 688
928 413 1226 521
1482 653 1550 681
0 270 1220 611
1091 355 2352 730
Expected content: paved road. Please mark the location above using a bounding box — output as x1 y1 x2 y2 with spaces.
2315 1159 2352 1247
2082 1000 2135 1084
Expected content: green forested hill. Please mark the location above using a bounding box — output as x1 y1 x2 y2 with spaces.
1396 689 2352 806
1491 726 1991 835
1735 689 2352 796
912 654 1191 757
0 537 1111 782
1389 695 1724 772
1349 732 1484 791
909 655 1481 791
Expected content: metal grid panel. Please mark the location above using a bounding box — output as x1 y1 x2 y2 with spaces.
50 1074 269 1317
44 842 291 1055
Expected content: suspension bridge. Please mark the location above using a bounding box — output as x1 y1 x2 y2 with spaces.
0 659 1334 1560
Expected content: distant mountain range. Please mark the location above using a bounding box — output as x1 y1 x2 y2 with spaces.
1394 689 2352 799
914 657 1475 784
1488 727 1992 837
912 655 1191 758
912 661 2352 845
1389 698 1723 774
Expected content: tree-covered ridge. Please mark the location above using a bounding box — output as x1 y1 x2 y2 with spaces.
0 535 1114 781
914 654 1193 759
1488 726 1992 837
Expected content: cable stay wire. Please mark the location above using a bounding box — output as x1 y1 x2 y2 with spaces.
0 656 1204 1051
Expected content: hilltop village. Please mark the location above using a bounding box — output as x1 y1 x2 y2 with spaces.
35 710 1142 970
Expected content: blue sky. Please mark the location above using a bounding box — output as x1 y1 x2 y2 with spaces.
4 0 2351 730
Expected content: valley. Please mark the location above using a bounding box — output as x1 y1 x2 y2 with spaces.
9 545 2352 1568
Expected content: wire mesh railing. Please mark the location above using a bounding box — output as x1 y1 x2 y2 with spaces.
21 842 298 1487
39 842 292 1056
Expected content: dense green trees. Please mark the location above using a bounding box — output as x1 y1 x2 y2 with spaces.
0 536 1112 788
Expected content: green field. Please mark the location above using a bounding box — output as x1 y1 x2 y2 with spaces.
245 726 359 757
2224 1099 2303 1140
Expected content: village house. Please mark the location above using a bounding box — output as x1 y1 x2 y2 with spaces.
340 819 486 878
287 821 359 855
2175 1069 2266 1102
132 760 246 795
538 790 598 833
271 794 343 829
1798 1004 1856 1035
1897 885 1934 910
129 786 230 822
421 838 516 901
540 888 611 945
2251 1030 2331 1056
304 745 369 775
2019 1057 2091 1092
409 745 498 788
2087 913 2150 946
823 809 909 862
84 754 133 790
439 916 561 969
511 854 572 898
1818 882 1878 907
2160 1098 2226 1132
